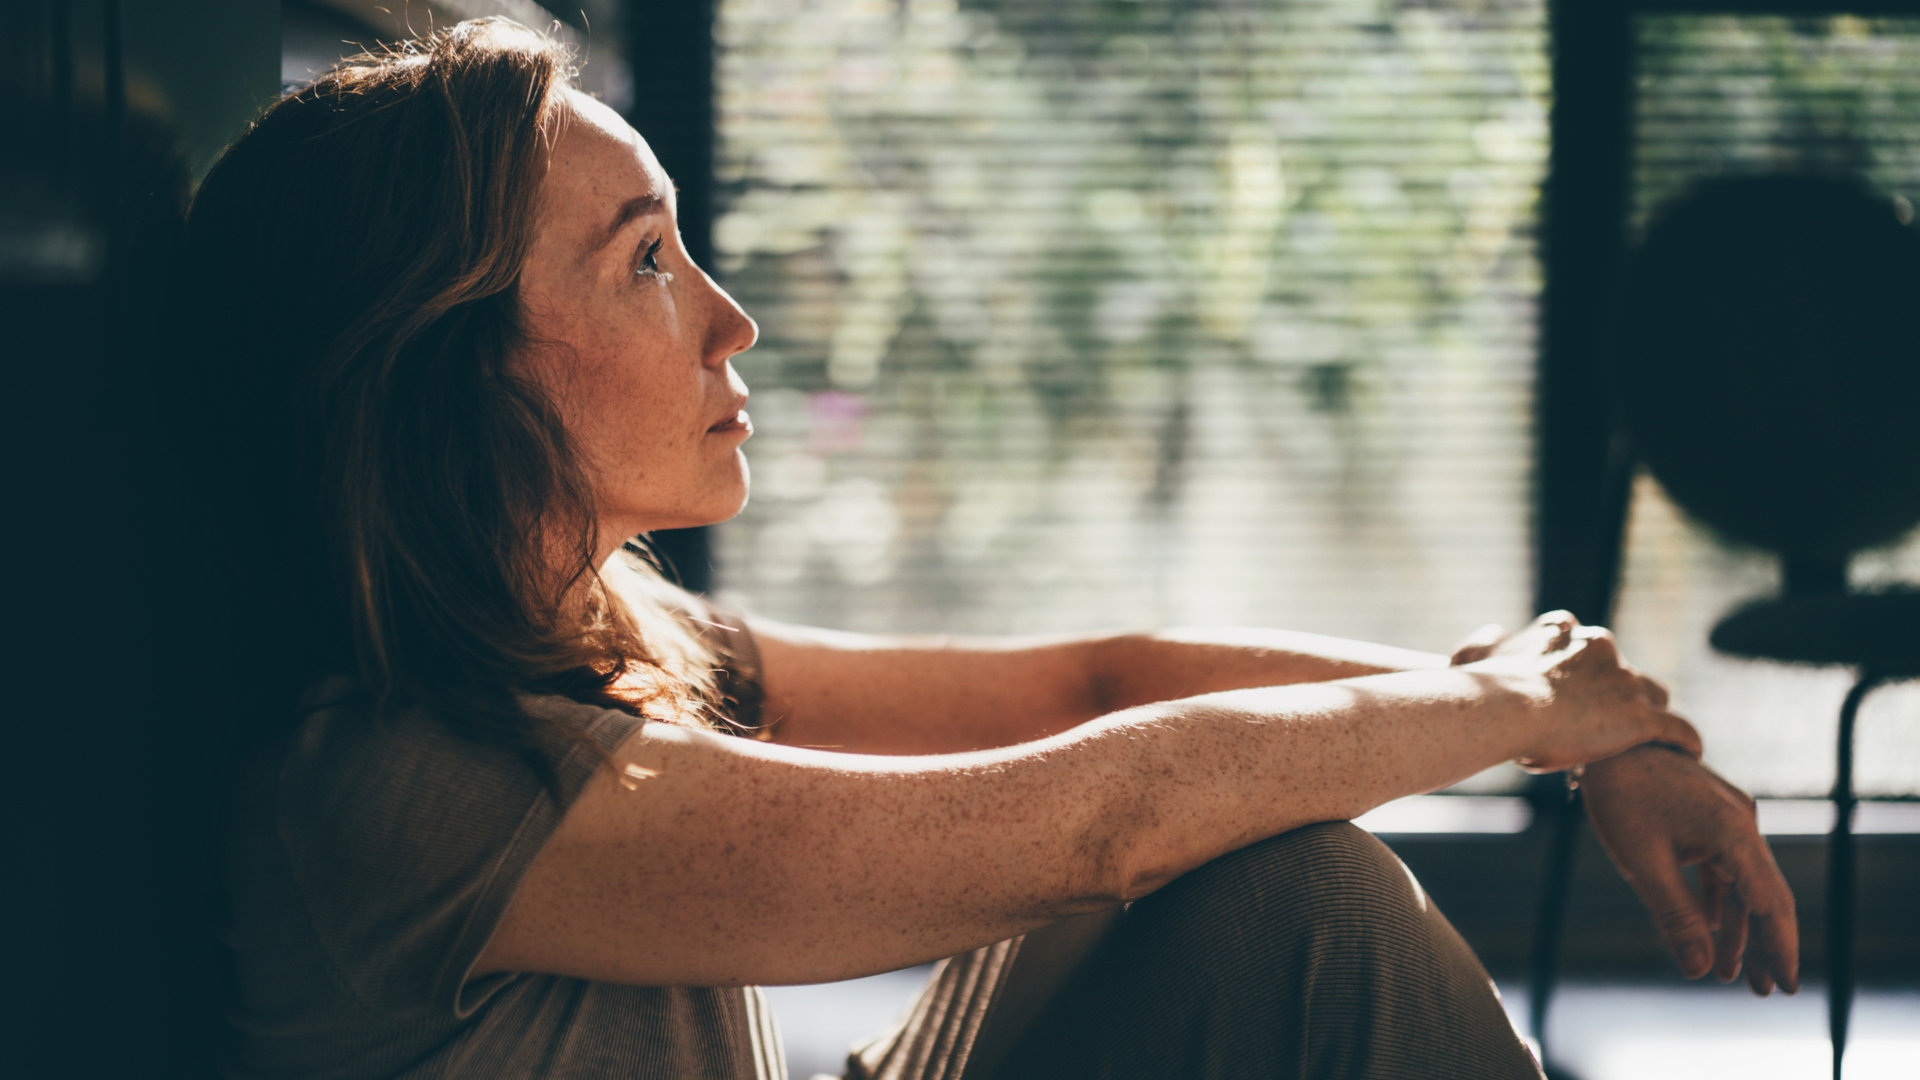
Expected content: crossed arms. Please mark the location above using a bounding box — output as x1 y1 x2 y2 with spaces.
477 613 1797 996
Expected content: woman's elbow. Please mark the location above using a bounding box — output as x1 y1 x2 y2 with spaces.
1059 811 1182 910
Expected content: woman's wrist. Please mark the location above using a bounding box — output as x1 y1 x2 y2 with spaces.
1391 664 1558 770
1583 739 1702 781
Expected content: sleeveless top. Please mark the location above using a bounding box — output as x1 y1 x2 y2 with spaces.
221 604 784 1080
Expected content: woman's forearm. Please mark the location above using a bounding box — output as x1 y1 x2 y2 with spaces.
1062 667 1531 901
753 619 1455 755
1087 627 1451 714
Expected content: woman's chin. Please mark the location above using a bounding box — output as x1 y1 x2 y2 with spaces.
610 460 751 537
679 469 752 529
706 489 751 527
713 456 752 522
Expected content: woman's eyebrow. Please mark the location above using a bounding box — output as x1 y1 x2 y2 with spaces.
593 193 667 253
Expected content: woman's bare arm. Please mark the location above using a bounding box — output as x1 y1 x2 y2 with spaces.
753 619 1453 754
477 629 1697 988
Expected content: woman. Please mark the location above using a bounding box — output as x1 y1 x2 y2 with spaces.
200 20 1797 1080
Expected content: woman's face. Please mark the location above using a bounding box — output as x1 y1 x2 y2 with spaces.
517 90 758 561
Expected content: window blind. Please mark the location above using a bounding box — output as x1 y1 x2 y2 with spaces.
711 0 1547 659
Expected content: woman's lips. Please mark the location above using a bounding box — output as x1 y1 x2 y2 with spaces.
707 410 752 436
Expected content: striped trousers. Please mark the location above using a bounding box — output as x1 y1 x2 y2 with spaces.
848 822 1544 1080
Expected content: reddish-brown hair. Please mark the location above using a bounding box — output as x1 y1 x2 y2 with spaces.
184 19 717 760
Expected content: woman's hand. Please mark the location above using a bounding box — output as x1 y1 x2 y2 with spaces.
1459 611 1702 772
1582 745 1800 994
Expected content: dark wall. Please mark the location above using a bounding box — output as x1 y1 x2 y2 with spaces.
3 3 278 1075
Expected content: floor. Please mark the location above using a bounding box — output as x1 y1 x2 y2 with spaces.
763 973 1920 1080
1503 982 1919 1080
762 966 934 1080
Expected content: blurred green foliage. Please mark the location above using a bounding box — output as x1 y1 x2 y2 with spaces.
712 0 1546 644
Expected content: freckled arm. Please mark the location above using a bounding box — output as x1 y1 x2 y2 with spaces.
477 664 1547 988
752 619 1451 755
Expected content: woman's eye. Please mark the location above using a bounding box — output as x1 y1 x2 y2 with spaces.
635 238 663 278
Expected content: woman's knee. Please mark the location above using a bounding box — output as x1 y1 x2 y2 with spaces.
1133 820 1433 944
998 824 1536 1080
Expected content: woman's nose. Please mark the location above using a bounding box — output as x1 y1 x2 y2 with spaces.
700 270 758 368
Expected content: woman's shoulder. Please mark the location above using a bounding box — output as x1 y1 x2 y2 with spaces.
283 676 644 820
240 678 647 1016
272 676 646 909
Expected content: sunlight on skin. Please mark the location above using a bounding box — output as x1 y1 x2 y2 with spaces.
514 90 760 565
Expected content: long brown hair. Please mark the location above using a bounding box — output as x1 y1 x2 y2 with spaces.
183 18 718 760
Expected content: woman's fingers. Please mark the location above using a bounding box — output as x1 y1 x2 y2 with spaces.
1625 846 1719 978
1706 834 1800 995
1639 673 1670 709
1535 610 1578 653
1449 623 1506 665
1750 902 1796 996
1489 611 1578 662
1488 615 1700 769
1567 634 1698 757
1736 850 1801 995
1710 868 1750 983
1699 864 1726 932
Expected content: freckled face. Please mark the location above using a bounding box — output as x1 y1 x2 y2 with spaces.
516 90 758 560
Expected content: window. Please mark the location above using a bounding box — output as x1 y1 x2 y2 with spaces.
712 0 1548 660
1611 14 1920 797
709 0 1919 798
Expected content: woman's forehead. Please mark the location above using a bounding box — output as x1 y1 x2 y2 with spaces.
544 90 671 224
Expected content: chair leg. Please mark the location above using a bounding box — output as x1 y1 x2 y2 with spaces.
1829 670 1883 1080
1529 784 1584 1079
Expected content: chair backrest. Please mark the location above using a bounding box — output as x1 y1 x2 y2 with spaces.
1616 173 1920 588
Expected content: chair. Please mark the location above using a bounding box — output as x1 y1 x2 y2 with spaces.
1614 174 1920 1080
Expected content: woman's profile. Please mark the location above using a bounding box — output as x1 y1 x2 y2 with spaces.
194 20 1798 1080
